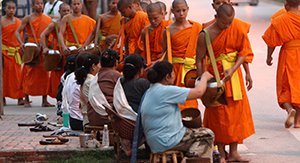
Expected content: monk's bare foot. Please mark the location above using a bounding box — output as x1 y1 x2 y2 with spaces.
24 102 31 108
42 102 55 107
17 99 25 105
3 98 6 106
285 109 296 128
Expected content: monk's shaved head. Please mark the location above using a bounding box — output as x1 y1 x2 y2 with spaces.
59 2 70 10
172 0 188 8
117 0 133 10
156 1 167 12
286 0 300 7
216 3 234 18
6 0 16 6
147 2 162 14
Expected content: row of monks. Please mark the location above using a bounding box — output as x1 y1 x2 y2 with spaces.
2 0 300 161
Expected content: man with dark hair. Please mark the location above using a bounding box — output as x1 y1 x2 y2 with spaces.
263 0 300 128
15 0 53 107
196 4 254 163
2 0 25 106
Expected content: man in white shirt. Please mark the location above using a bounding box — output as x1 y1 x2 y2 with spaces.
43 0 64 21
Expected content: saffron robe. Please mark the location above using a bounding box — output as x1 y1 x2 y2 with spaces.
138 20 172 61
47 23 64 98
263 12 300 108
170 20 202 110
21 14 52 96
65 15 96 45
123 11 149 54
2 18 24 99
100 12 121 36
203 19 255 144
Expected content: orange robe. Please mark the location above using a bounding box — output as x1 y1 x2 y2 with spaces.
171 20 202 110
47 23 64 98
138 20 172 61
270 8 286 21
100 13 121 36
65 15 96 46
263 12 300 108
203 19 255 144
21 14 52 96
2 18 24 99
122 11 149 55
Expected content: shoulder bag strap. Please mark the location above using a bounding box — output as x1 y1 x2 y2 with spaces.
203 29 222 87
54 22 62 51
48 0 59 15
94 16 102 45
28 18 38 44
145 27 151 66
166 27 172 63
68 18 80 47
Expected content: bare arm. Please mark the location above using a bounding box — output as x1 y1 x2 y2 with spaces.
196 32 207 77
266 46 276 66
15 16 30 50
186 71 213 100
242 62 253 91
58 15 69 53
40 23 55 50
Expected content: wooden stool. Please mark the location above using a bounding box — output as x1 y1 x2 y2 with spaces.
150 150 184 163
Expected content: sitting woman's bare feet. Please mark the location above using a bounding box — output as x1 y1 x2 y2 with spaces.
220 157 226 163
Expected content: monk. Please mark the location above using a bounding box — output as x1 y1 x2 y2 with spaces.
196 4 254 163
58 0 96 56
202 0 254 91
263 0 300 128
136 3 172 64
2 1 24 106
156 1 169 20
270 5 299 20
83 0 98 20
83 0 121 51
15 0 53 107
115 0 149 57
40 3 71 99
161 0 201 110
132 0 143 12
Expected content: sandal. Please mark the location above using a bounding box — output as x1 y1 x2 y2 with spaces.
39 137 69 145
43 130 80 137
30 125 54 132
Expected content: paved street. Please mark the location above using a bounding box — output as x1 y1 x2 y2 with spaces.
2 0 300 162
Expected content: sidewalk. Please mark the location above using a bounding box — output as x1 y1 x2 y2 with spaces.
0 97 114 162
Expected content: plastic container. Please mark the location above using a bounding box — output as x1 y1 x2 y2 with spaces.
62 112 70 128
102 124 109 148
213 145 221 163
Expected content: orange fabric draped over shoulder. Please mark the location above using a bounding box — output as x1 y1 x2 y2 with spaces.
124 11 149 54
65 15 96 45
138 20 172 61
203 19 255 144
2 18 24 99
21 14 52 96
263 12 300 108
171 20 202 110
101 13 121 36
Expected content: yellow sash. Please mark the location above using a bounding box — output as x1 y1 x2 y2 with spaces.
2 44 22 65
215 51 242 101
66 41 82 48
172 57 196 84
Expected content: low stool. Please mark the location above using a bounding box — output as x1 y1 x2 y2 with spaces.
150 150 184 163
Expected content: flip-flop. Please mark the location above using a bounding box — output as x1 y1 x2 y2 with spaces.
39 137 69 145
30 125 54 132
43 130 80 137
18 120 43 127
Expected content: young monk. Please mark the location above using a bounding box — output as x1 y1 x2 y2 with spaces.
58 0 96 56
83 0 121 51
114 0 149 56
132 0 143 12
161 0 202 110
270 5 299 20
2 1 24 106
196 4 255 163
40 3 71 99
263 0 300 128
136 2 172 64
15 0 53 107
156 1 169 20
202 0 254 91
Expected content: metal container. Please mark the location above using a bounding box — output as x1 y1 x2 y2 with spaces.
79 133 93 148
